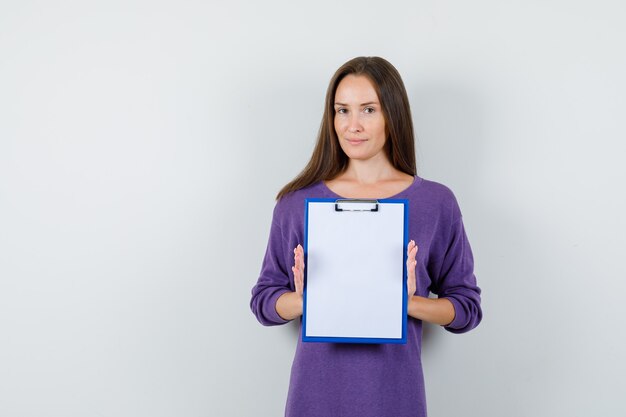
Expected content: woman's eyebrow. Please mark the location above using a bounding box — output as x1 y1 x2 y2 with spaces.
334 101 380 106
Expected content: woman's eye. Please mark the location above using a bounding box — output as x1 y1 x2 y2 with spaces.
364 107 375 114
337 108 347 114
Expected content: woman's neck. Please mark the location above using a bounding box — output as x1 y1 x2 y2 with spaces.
340 156 402 185
325 160 414 199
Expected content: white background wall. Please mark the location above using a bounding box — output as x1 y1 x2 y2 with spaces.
1 1 625 416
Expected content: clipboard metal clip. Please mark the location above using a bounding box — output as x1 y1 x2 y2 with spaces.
334 199 379 212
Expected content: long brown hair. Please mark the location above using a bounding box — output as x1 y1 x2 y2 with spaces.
276 56 416 200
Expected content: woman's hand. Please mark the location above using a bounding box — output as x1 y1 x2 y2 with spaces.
276 244 305 321
405 239 455 325
406 240 418 297
292 244 305 297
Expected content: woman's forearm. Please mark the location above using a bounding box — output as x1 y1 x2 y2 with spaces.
407 296 455 326
277 292 454 325
276 291 303 321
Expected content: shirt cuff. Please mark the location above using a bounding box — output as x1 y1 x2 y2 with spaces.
442 296 466 331
266 288 292 324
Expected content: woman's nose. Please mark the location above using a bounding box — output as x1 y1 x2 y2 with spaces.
348 115 362 133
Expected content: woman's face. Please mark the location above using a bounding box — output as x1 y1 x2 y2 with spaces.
333 74 387 163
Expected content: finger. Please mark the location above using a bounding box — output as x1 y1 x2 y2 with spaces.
406 257 417 274
293 271 302 293
297 246 305 269
407 265 416 278
407 240 417 255
295 250 301 265
295 268 304 285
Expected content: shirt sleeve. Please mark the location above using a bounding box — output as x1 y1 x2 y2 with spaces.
250 203 293 326
432 217 483 334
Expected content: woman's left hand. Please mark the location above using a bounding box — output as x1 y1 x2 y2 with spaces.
406 240 418 297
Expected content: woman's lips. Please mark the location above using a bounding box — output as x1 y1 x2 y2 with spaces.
346 138 367 145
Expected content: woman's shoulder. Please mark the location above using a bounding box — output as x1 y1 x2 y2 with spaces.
273 181 327 215
409 176 463 219
416 176 457 199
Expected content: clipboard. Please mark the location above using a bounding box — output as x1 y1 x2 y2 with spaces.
302 198 408 344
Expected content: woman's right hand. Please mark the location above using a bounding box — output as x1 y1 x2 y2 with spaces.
276 244 305 321
292 244 305 297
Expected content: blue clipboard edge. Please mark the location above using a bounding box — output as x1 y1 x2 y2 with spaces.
302 197 409 344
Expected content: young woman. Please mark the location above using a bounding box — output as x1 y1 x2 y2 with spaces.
250 56 482 417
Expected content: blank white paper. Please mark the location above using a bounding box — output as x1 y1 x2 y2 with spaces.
304 201 405 340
